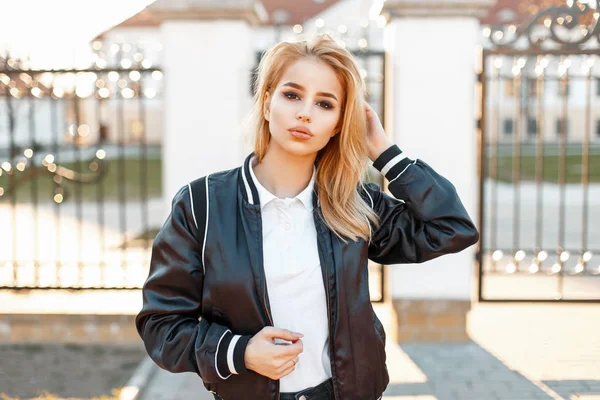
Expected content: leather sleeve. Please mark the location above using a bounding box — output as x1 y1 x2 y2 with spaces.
135 185 246 383
365 145 480 265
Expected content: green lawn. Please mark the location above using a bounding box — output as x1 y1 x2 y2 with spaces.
0 158 162 203
1 152 597 204
487 154 600 183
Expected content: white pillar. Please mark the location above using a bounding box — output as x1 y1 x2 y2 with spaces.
382 1 494 301
149 0 266 213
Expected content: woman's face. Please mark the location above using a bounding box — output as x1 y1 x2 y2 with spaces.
264 57 344 158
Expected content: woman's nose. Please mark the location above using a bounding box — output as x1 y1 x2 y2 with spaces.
296 111 311 123
296 114 310 122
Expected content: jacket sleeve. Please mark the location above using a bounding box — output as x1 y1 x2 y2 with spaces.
135 185 251 383
364 144 480 265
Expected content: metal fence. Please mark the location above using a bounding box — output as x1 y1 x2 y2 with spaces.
0 46 163 290
477 1 600 301
1 43 388 303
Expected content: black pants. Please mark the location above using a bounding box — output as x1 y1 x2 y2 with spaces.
212 378 334 400
279 378 334 400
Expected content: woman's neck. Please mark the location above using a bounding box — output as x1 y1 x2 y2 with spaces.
252 146 316 199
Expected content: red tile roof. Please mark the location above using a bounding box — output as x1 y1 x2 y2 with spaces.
260 0 342 25
97 0 342 37
98 0 588 38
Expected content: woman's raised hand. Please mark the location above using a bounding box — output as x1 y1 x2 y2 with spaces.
244 326 304 380
364 102 393 162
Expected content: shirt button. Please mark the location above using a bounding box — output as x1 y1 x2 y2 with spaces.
285 224 291 230
299 396 307 400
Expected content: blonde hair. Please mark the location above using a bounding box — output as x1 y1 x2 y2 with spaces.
246 34 380 242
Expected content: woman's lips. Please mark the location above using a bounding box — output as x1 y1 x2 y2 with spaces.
289 129 312 140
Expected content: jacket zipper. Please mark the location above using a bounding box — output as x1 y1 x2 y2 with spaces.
317 221 339 400
323 258 338 400
255 208 280 400
263 278 274 326
263 269 280 400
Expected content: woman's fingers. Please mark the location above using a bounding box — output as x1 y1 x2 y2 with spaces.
278 357 298 371
276 359 297 379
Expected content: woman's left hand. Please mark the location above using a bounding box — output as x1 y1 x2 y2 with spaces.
364 102 393 162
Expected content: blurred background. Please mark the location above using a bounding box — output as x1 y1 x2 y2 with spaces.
0 0 598 399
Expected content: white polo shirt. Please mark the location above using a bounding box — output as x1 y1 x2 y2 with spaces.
248 157 331 392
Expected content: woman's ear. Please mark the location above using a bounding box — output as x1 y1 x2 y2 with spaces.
264 91 271 121
332 119 343 137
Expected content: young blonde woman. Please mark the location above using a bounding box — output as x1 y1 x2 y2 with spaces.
136 34 479 400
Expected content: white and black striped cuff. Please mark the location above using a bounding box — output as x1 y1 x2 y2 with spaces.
372 144 415 182
216 332 252 378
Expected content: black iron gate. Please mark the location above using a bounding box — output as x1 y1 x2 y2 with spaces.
477 1 600 301
0 42 163 290
0 41 386 299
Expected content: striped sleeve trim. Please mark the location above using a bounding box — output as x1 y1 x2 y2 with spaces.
233 335 251 374
372 144 414 182
215 330 233 380
227 335 241 374
216 332 252 377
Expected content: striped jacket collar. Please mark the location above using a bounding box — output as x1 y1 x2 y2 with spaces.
239 152 320 209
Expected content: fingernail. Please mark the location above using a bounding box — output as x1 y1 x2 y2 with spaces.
294 333 303 338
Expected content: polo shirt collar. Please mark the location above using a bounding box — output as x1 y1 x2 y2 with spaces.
249 156 315 211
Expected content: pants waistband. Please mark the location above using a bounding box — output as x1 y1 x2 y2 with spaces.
279 378 334 400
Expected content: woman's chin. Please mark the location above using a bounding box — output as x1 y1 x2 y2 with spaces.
283 144 321 158
271 138 321 158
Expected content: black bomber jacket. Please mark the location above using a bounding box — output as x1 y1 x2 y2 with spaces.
135 144 480 400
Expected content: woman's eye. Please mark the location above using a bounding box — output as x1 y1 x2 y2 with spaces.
284 92 333 109
284 92 299 100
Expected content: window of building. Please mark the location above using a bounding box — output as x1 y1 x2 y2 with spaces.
503 118 513 135
556 118 568 137
527 117 537 136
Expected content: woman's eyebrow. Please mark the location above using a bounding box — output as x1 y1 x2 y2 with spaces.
282 82 338 101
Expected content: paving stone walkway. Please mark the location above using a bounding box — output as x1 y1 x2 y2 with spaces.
139 304 600 400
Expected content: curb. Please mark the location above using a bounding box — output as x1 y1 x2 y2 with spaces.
118 355 159 400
